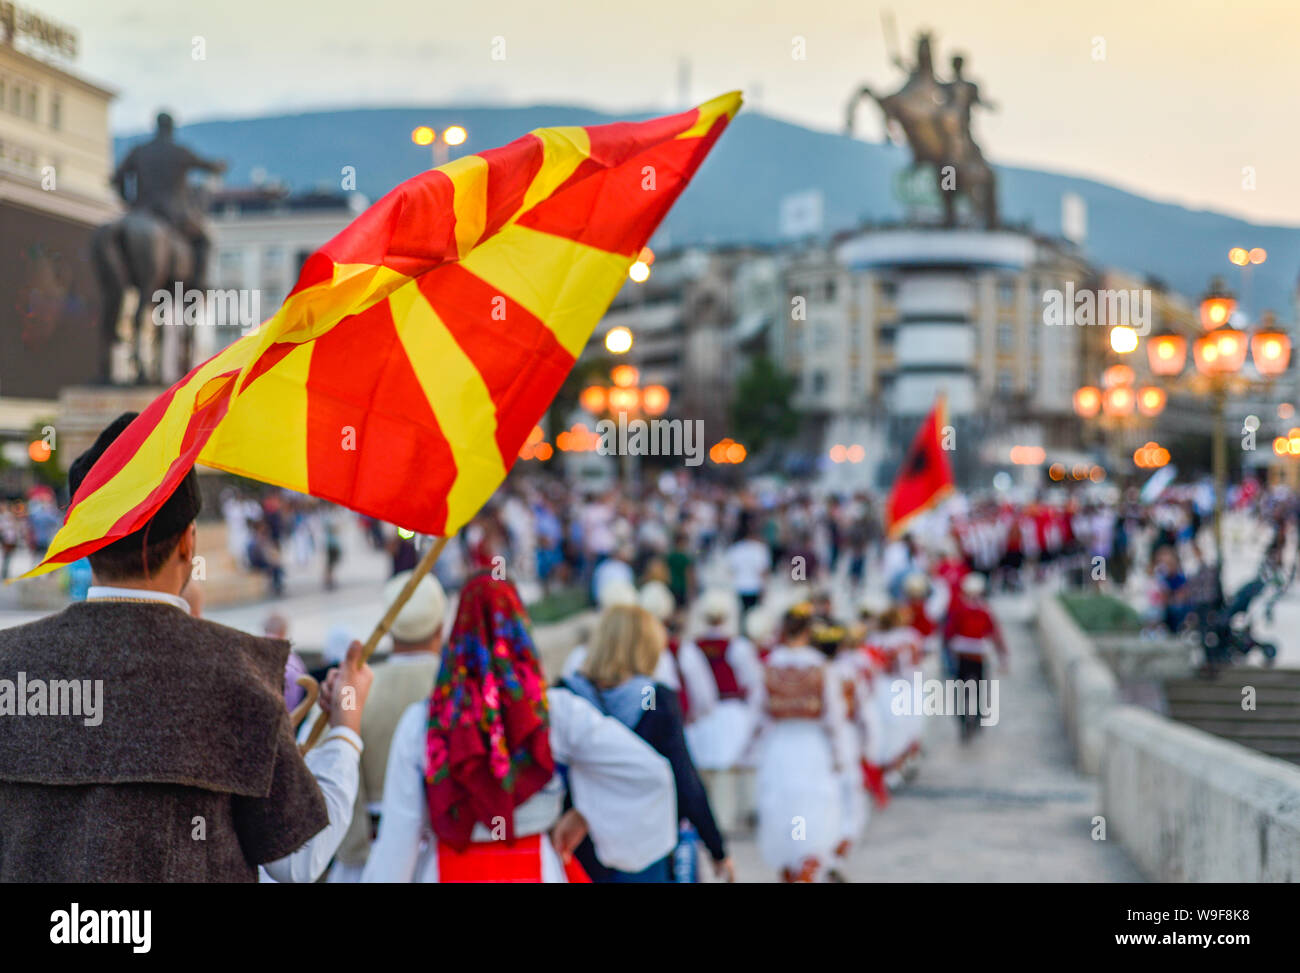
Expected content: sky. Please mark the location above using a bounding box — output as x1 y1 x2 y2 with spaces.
30 0 1300 226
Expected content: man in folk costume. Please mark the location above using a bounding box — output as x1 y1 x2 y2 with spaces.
682 588 763 834
944 573 1009 741
0 413 371 882
329 570 447 881
362 573 676 882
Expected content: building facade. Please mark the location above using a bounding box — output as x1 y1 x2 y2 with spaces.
201 186 368 360
0 8 114 432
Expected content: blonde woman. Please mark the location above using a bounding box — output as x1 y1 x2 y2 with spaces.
562 604 733 883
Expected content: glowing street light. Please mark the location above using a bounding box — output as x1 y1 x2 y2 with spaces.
1137 386 1166 417
1110 325 1138 354
604 326 634 354
1147 331 1187 376
1251 312 1291 378
1102 364 1135 388
1102 385 1134 418
411 124 468 166
1072 386 1102 418
1199 278 1236 330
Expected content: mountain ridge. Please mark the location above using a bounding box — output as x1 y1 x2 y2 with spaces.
114 104 1300 315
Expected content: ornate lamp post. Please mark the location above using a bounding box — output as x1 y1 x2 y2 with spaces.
579 365 671 482
1141 280 1291 573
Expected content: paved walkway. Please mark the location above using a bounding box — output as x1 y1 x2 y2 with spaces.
727 592 1143 882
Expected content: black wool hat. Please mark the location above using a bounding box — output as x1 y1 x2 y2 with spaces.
68 412 202 554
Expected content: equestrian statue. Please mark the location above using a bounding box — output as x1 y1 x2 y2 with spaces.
846 31 999 229
91 111 226 384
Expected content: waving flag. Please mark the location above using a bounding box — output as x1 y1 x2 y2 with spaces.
23 92 741 578
885 395 955 537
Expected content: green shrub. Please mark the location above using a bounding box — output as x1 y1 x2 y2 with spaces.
527 585 589 625
1058 592 1143 633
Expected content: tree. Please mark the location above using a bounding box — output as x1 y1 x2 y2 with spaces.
731 354 799 457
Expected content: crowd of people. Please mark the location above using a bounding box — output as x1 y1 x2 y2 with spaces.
272 474 1027 883
6 410 1300 884
0 489 62 581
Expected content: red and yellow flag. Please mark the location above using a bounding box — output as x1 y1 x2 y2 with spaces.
24 92 741 578
885 395 955 538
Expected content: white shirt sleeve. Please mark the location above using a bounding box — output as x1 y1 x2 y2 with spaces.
361 702 430 883
676 641 718 720
653 651 681 690
729 636 764 700
260 727 363 884
560 646 587 680
820 663 853 775
926 582 951 624
547 688 677 873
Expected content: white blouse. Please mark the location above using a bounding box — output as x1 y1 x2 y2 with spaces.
749 645 855 773
361 687 676 882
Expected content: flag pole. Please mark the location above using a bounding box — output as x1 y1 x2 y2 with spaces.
300 533 451 753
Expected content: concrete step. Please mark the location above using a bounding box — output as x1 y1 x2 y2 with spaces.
1178 719 1300 738
1163 668 1300 765
1168 703 1300 719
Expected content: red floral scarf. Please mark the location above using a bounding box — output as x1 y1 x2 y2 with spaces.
424 573 554 850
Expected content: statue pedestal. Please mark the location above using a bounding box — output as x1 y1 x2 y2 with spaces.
55 386 168 472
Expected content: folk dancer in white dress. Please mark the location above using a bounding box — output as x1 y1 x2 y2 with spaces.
362 574 676 883
876 602 927 783
815 619 872 880
750 602 854 882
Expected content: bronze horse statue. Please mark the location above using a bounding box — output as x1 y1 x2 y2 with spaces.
90 210 197 385
92 111 225 385
847 32 999 229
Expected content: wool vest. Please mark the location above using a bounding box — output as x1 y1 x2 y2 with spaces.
0 601 328 882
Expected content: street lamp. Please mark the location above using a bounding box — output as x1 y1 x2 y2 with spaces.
1136 386 1167 417
604 326 633 354
1251 312 1291 379
1147 331 1187 376
1102 384 1135 418
579 366 672 480
1110 325 1139 354
1192 325 1248 376
1073 386 1102 418
1154 281 1293 577
1198 277 1236 330
411 124 468 166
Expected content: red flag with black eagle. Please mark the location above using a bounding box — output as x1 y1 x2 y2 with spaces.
885 396 955 537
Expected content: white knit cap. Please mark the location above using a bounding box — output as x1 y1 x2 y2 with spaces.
598 578 640 611
699 588 736 622
744 606 776 643
639 580 676 622
858 591 891 617
383 570 448 643
902 572 929 598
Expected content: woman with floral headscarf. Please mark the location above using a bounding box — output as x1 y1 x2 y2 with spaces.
363 572 676 883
